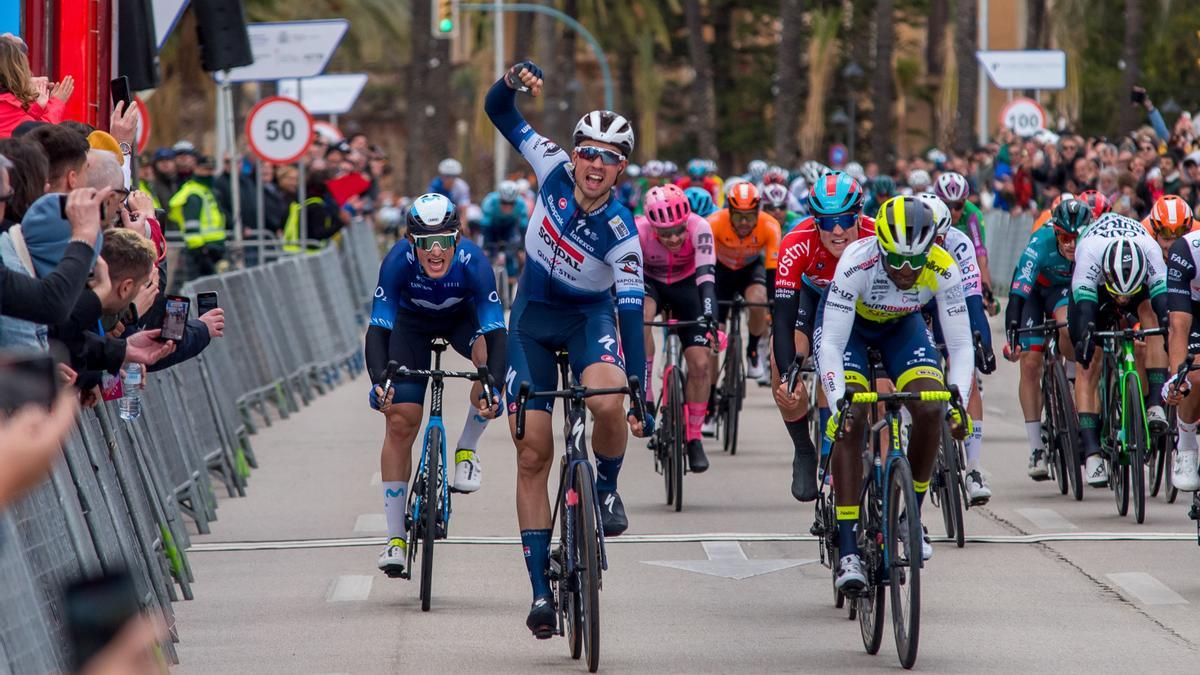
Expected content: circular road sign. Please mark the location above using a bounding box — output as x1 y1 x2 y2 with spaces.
246 96 315 164
133 95 151 154
1000 97 1047 138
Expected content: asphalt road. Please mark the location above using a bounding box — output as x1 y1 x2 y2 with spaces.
174 324 1200 673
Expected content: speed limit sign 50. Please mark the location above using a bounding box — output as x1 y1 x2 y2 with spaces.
1000 98 1047 138
246 96 315 164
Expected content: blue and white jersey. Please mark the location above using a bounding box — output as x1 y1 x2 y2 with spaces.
369 238 505 334
485 83 644 311
428 176 472 208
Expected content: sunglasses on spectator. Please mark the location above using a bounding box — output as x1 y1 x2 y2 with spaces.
814 212 858 232
574 146 625 166
884 250 927 271
655 224 688 239
412 232 458 251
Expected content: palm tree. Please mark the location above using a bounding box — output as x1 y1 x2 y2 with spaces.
799 7 840 160
952 0 978 154
773 0 805 165
869 0 895 164
686 0 720 161
1118 0 1143 134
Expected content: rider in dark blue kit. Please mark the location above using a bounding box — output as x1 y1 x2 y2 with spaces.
486 60 652 638
364 193 506 579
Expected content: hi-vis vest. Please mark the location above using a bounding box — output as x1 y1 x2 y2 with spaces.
138 179 161 209
282 197 326 253
168 181 225 249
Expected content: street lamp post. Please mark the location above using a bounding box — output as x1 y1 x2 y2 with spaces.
842 61 864 161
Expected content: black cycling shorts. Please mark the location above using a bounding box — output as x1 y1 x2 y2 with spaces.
645 274 709 348
715 260 767 323
388 307 478 404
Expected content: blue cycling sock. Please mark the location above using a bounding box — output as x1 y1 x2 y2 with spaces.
521 529 552 600
818 407 832 458
595 453 624 493
1079 413 1101 457
836 505 859 556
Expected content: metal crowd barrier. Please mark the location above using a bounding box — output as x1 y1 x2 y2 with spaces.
0 218 381 672
980 209 1037 297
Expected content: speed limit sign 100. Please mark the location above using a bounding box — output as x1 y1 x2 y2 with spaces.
1000 98 1046 138
246 96 315 164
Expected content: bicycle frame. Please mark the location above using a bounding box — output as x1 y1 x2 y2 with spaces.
1097 332 1151 463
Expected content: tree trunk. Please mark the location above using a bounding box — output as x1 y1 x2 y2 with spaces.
514 11 535 60
686 0 720 161
869 0 895 165
543 0 578 142
711 1 734 173
1023 0 1046 97
406 0 452 195
774 0 805 166
927 0 947 78
1117 0 1143 134
617 50 636 137
952 0 978 154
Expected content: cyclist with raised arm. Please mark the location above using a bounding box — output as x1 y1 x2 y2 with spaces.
1162 201 1200 491
704 181 781 411
918 193 997 503
366 193 506 578
485 61 652 638
818 195 973 593
1069 213 1171 486
480 179 530 285
638 184 718 473
935 172 997 313
1005 199 1089 479
772 170 874 502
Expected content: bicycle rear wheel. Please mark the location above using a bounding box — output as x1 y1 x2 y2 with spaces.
725 332 743 455
1046 368 1069 496
888 458 922 669
419 427 441 612
574 463 602 673
1052 359 1084 501
1125 375 1147 524
657 379 675 507
858 479 885 655
668 367 686 512
936 421 965 548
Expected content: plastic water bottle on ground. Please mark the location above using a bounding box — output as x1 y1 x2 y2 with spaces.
119 363 143 420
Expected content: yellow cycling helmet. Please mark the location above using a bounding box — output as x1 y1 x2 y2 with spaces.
874 195 938 268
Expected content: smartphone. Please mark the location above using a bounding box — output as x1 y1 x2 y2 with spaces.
110 75 133 111
196 291 219 316
160 295 190 342
65 570 140 671
0 350 59 413
1130 88 1147 105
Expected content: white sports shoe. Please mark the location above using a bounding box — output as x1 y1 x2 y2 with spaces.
1172 447 1200 492
966 470 992 505
898 513 933 561
836 554 867 594
377 538 407 577
1085 454 1108 487
755 352 771 387
1147 405 1168 433
746 356 766 380
701 414 718 437
1027 450 1049 480
452 449 482 493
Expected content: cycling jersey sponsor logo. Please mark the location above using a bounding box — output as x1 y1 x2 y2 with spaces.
374 286 386 298
558 197 568 209
844 253 881 276
601 353 616 363
598 334 616 352
609 216 630 239
946 303 967 316
617 252 641 275
533 137 561 158
489 291 501 303
1171 253 1194 270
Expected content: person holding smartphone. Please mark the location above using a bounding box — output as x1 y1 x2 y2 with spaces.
366 193 507 579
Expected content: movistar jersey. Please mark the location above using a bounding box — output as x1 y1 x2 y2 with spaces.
369 238 505 333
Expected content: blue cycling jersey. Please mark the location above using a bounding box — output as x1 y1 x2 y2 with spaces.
369 238 505 334
481 192 529 235
485 78 646 384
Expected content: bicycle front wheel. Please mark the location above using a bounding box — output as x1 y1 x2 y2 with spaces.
725 332 743 455
574 463 602 672
858 479 885 655
888 458 922 669
669 368 686 512
419 427 441 612
1051 360 1083 501
936 421 965 548
1125 374 1147 524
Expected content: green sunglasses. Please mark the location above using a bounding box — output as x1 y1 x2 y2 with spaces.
884 249 928 271
412 232 458 251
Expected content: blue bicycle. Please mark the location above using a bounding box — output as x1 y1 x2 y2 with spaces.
383 341 490 612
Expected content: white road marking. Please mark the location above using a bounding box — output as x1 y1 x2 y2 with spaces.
1105 572 1189 606
188 531 1200 552
326 575 373 602
642 541 816 580
353 514 387 533
1016 507 1077 531
370 472 381 486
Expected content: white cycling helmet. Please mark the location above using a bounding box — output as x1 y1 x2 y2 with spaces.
844 161 866 183
761 183 791 210
573 109 635 156
933 171 970 202
746 160 768 182
662 160 678 176
643 159 666 178
625 163 642 178
799 160 828 186
438 158 463 177
1102 237 1148 296
917 193 953 241
907 169 932 191
497 180 520 203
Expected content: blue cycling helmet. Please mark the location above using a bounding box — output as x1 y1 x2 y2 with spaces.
687 159 707 178
685 186 717 218
806 170 864 215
